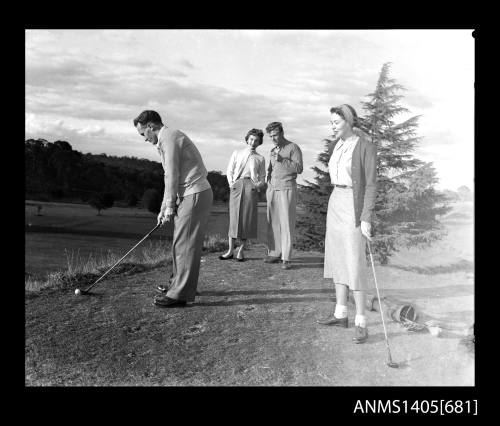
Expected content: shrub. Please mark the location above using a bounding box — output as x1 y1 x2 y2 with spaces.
89 192 115 215
126 193 139 207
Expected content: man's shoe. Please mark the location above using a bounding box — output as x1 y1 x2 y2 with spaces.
153 295 187 308
316 314 348 327
353 326 368 343
157 285 199 296
218 254 234 260
282 261 291 270
264 256 281 263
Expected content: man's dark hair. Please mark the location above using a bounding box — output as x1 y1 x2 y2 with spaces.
133 110 163 127
265 122 283 134
245 128 264 146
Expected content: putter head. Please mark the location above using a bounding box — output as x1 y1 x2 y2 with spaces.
387 353 399 368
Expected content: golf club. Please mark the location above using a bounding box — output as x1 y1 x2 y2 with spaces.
366 239 399 369
76 223 161 295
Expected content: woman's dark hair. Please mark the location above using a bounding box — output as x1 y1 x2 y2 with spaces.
329 104 358 127
245 128 264 146
133 110 163 127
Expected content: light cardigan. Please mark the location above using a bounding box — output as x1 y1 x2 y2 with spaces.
156 126 211 210
327 132 377 227
226 148 266 188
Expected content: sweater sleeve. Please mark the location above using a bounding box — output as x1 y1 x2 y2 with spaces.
226 151 237 186
160 132 181 210
279 144 303 174
360 142 377 223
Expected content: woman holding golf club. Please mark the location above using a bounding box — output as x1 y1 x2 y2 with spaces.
219 129 266 262
317 104 377 344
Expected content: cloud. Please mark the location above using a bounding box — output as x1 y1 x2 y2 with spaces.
25 29 473 190
26 58 95 87
26 113 106 141
403 92 434 110
180 59 195 68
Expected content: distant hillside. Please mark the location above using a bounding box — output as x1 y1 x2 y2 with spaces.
25 139 229 204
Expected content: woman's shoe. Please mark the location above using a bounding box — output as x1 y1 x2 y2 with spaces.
353 326 368 343
218 254 234 260
236 250 245 262
316 314 348 327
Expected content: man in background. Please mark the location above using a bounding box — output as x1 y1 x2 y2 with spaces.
264 122 303 270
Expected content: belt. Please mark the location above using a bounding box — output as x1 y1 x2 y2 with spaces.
234 177 252 183
332 184 352 189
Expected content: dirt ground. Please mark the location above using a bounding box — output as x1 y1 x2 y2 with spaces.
25 243 474 386
25 201 474 386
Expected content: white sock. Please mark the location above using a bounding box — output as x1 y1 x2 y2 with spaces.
334 304 348 319
355 314 367 328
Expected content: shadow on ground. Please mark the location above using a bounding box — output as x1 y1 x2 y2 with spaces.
390 259 473 275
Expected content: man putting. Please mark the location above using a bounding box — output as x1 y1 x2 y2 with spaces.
134 110 213 307
264 122 303 270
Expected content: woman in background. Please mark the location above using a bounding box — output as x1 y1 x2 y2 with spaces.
317 104 377 344
219 129 266 261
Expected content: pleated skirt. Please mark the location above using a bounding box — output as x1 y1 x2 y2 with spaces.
323 187 367 290
228 178 258 239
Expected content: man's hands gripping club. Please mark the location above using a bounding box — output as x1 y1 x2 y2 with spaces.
157 206 176 226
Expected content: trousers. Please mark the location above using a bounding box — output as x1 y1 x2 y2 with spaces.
266 183 297 261
166 188 213 302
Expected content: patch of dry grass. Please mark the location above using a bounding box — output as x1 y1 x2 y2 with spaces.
25 234 229 293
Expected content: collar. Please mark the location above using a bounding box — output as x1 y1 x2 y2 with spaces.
273 140 288 151
156 125 166 144
336 134 358 149
340 134 357 143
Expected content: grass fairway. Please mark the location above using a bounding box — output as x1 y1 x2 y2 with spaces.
25 233 155 278
25 200 267 278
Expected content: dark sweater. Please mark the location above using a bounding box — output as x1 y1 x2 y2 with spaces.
328 134 377 227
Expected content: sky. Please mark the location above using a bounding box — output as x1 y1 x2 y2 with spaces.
25 29 474 191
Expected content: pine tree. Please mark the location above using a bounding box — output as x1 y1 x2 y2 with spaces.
296 62 451 264
358 62 451 263
296 138 333 250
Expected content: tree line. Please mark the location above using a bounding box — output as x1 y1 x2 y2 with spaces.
25 139 231 212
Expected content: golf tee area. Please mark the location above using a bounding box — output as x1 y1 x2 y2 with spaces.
25 244 474 386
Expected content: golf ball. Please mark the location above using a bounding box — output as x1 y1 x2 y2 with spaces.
75 289 81 296
429 326 442 337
